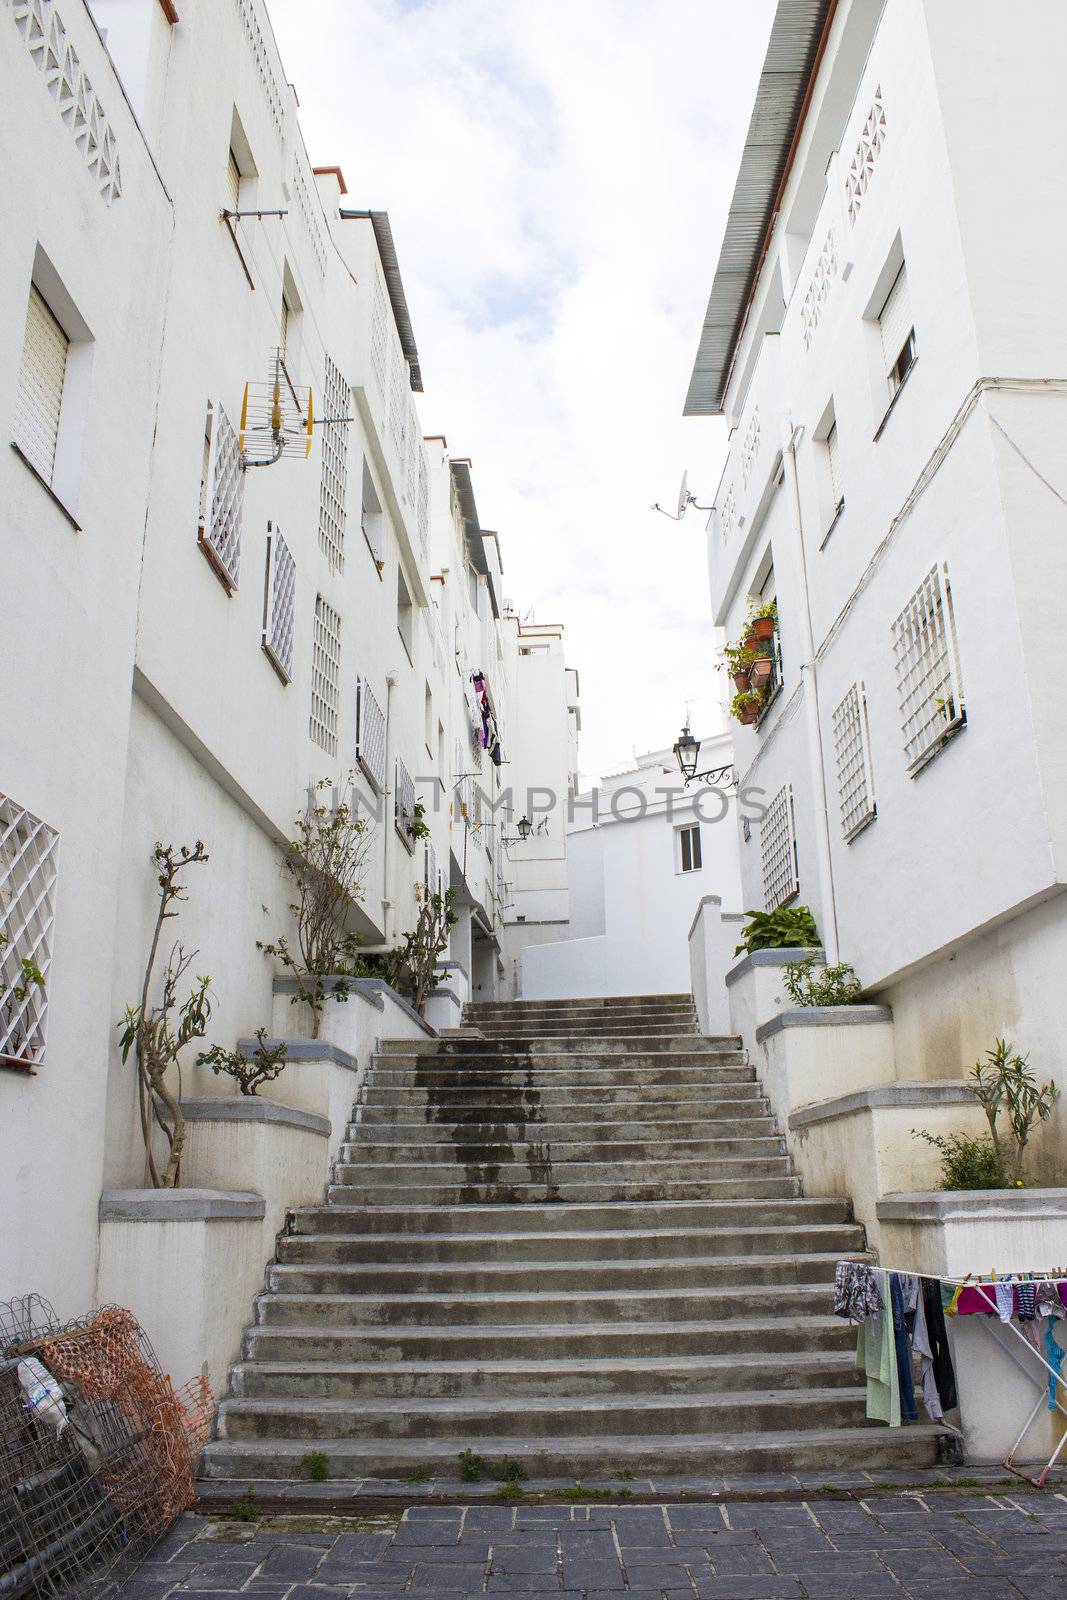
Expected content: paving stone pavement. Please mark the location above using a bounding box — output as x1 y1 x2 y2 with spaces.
118 1488 1067 1599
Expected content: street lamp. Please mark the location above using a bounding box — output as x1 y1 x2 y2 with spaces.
672 721 734 788
516 814 532 841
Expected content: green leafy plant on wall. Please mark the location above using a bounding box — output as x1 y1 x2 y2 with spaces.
913 1038 1058 1190
734 905 820 956
783 955 863 1007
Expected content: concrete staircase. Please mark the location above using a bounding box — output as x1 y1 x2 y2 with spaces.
200 993 950 1485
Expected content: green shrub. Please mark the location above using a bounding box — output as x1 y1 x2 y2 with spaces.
458 1447 484 1482
913 1131 1008 1190
301 1450 329 1482
783 956 862 1008
735 904 820 956
231 1487 260 1522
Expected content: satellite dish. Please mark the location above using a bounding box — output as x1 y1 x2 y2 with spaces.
676 471 690 520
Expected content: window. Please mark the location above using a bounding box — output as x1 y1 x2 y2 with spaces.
832 683 877 839
678 824 702 874
826 422 843 517
262 523 296 683
14 286 69 487
761 785 799 910
891 562 965 773
318 355 348 573
226 146 242 212
424 683 434 756
361 459 384 567
0 790 59 1070
395 756 416 851
310 595 341 755
397 565 414 660
879 265 915 399
197 400 244 592
355 677 386 792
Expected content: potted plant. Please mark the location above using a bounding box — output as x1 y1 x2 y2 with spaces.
748 598 777 641
721 639 755 692
749 655 773 689
731 689 764 725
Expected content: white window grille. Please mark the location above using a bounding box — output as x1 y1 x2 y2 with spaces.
417 451 429 550
14 286 69 485
395 757 416 850
232 0 285 137
198 400 244 591
832 683 877 840
679 824 702 874
426 840 437 896
801 227 838 350
388 349 406 462
740 407 761 489
261 523 296 682
355 677 386 792
879 265 916 397
370 268 389 396
0 792 59 1069
290 156 327 278
845 86 886 225
318 355 348 572
10 1 123 204
891 563 966 773
310 595 341 755
405 415 419 509
761 785 799 911
827 421 843 513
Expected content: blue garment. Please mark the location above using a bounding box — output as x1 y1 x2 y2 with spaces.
890 1272 918 1423
1045 1320 1066 1412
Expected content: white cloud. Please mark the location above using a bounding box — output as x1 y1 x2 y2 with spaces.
270 0 776 779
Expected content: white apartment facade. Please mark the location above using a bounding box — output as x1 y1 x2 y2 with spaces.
1 0 578 1315
687 0 1067 1165
517 733 743 1000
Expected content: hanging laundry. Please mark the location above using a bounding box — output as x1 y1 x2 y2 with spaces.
857 1281 899 1427
901 1275 943 1423
919 1277 958 1412
1037 1281 1067 1321
833 1261 881 1323
1045 1321 1067 1412
890 1273 919 1423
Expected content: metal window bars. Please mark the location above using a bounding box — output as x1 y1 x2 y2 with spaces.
394 757 416 852
318 355 348 572
309 595 341 755
761 784 799 911
261 523 296 683
355 677 387 792
0 793 59 1069
198 399 244 592
832 682 877 840
891 562 965 773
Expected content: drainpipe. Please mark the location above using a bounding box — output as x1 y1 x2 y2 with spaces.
381 671 398 942
782 424 840 964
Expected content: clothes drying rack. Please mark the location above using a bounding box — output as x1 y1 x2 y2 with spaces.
845 1264 1067 1489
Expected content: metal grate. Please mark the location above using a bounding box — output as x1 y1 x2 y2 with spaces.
395 756 415 851
846 85 887 225
10 0 123 204
0 791 59 1068
199 400 244 591
318 355 348 572
891 563 965 773
832 682 877 840
355 677 386 792
310 595 341 755
261 523 296 682
761 784 799 911
14 285 68 485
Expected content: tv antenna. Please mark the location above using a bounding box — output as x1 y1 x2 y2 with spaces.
652 470 713 521
239 349 314 469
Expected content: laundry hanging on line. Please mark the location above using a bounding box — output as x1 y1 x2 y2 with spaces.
471 672 503 766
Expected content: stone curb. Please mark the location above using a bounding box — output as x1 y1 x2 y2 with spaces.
788 1078 973 1130
237 1037 359 1073
725 947 824 988
98 1188 265 1223
756 1004 891 1042
877 1188 1067 1222
179 1097 330 1137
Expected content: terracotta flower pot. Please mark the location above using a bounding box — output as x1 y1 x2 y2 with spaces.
751 615 776 641
749 657 773 689
744 629 759 652
732 671 750 692
739 702 760 725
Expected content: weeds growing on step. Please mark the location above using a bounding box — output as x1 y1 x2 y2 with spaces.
231 1487 260 1523
301 1451 329 1482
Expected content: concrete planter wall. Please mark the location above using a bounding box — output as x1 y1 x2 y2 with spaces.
724 946 824 1057
757 1005 896 1128
178 1097 330 1245
873 1190 1067 1463
268 974 434 1051
688 897 746 1036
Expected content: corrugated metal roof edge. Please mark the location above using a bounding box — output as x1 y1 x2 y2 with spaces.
340 209 424 393
683 0 836 418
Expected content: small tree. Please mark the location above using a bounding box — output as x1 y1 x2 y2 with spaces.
197 1028 289 1096
117 842 212 1189
384 887 458 1016
968 1039 1058 1186
258 777 375 1036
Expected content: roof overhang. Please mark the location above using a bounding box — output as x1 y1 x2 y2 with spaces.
340 209 423 392
683 0 833 417
449 459 500 619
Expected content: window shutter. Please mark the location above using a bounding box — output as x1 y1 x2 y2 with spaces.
879 266 912 376
690 825 702 871
15 287 69 485
827 422 842 507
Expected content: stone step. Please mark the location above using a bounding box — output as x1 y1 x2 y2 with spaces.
229 1347 861 1401
290 1197 852 1234
253 1280 829 1328
331 1155 794 1187
464 1022 704 1039
326 1178 802 1206
198 1423 948 1481
347 1115 780 1142
276 1222 867 1265
214 1386 874 1443
264 1251 863 1298
391 1037 732 1056
365 1085 765 1110
464 994 698 1015
242 1314 859 1364
342 1135 787 1165
354 1098 772 1127
369 1063 752 1088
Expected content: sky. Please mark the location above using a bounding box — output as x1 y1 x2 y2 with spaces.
270 0 777 783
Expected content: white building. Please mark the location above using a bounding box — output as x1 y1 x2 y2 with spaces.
516 732 742 999
685 0 1066 1178
0 0 577 1317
